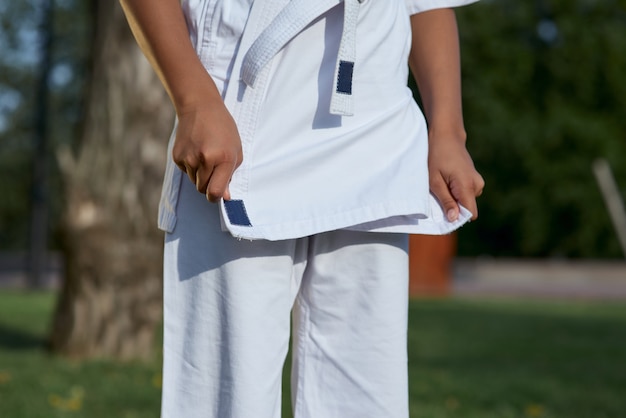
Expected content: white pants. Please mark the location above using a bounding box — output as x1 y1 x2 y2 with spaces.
162 179 410 418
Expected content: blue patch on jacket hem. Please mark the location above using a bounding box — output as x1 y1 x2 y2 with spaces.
224 200 252 226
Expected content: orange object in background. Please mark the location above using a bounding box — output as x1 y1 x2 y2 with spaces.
408 233 457 297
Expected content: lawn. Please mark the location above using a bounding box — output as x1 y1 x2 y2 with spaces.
0 291 625 418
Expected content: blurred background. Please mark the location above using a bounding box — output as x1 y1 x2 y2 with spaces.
0 1 625 417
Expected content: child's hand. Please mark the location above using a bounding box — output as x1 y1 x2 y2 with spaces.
173 103 243 202
428 134 484 222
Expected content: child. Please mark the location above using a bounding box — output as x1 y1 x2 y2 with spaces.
121 0 484 417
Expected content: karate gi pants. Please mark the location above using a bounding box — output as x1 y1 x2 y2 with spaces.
162 179 410 418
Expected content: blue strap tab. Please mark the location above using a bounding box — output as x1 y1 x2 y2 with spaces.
336 60 354 95
224 200 252 227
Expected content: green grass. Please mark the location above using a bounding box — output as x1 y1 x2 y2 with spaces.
406 299 626 418
0 291 161 418
0 291 625 418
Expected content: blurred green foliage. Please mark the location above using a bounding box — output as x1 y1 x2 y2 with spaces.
0 0 91 249
1 1 625 257
456 0 626 257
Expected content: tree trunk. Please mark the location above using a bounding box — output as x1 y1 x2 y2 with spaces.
49 0 174 360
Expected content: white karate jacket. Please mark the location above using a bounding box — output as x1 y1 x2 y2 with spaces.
158 0 478 240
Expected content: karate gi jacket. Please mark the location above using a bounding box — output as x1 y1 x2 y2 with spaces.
158 0 478 241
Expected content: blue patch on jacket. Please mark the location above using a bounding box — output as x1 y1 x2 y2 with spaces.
224 200 252 226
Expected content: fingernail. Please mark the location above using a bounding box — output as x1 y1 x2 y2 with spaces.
447 209 457 221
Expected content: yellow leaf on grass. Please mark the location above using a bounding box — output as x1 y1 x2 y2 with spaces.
152 373 162 388
48 386 85 411
445 397 460 410
0 371 12 384
525 403 545 417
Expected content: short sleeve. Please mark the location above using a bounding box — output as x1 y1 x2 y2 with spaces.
405 0 479 15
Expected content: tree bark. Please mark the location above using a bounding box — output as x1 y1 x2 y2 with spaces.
49 0 174 360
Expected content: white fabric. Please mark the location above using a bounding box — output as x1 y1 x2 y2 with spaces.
162 179 410 418
405 0 478 16
158 3 478 415
328 0 360 116
158 0 477 241
241 0 342 88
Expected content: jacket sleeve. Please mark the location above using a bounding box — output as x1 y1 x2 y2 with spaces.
405 0 479 15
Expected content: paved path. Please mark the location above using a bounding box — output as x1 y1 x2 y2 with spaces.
2 252 626 300
453 258 626 300
0 252 62 289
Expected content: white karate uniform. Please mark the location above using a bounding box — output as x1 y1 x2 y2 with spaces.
160 0 478 417
163 180 410 418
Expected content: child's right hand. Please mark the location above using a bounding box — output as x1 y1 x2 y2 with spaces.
173 103 243 203
119 0 244 203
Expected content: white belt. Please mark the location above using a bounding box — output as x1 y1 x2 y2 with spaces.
241 0 363 116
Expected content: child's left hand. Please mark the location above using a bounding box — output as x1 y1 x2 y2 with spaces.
428 133 484 222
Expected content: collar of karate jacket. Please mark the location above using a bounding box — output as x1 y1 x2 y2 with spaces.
241 0 364 116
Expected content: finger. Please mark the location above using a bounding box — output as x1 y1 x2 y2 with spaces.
206 162 235 203
195 164 213 194
184 163 196 186
430 176 460 222
475 175 486 198
174 158 193 182
453 184 478 221
173 147 194 183
175 162 187 174
461 196 479 221
222 170 238 201
462 175 485 220
223 184 231 201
